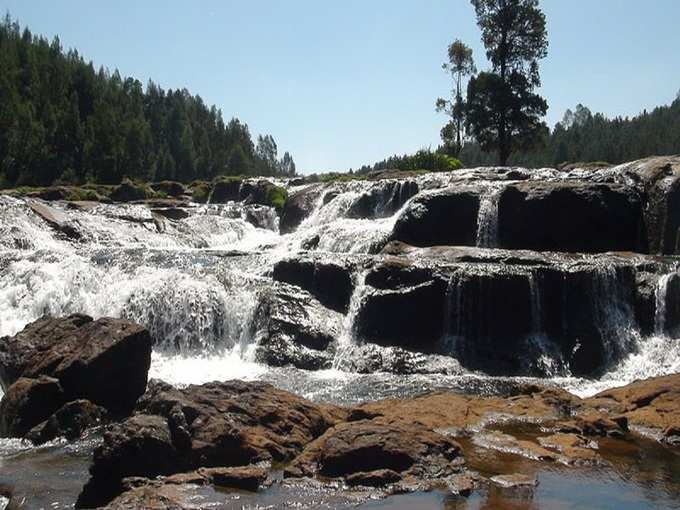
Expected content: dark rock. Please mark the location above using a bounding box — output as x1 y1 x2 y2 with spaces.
346 180 418 219
498 181 645 253
338 344 462 375
272 256 354 313
149 207 190 221
28 202 81 240
110 180 151 202
210 178 241 203
251 285 341 370
356 274 448 352
280 184 324 234
243 204 277 230
391 186 480 247
150 181 187 198
77 414 180 508
26 399 106 444
285 419 463 488
0 376 65 437
0 314 152 415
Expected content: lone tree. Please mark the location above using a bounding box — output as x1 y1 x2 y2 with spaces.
436 40 476 156
466 0 549 165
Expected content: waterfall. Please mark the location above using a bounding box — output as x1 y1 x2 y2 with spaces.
476 185 503 248
655 272 675 335
441 272 465 356
591 265 639 364
524 272 568 376
332 270 369 369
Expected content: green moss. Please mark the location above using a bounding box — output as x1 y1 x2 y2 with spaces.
265 184 288 212
189 181 211 203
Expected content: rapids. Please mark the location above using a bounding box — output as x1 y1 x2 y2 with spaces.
2 163 680 508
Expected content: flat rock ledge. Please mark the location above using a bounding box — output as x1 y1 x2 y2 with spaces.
73 373 680 508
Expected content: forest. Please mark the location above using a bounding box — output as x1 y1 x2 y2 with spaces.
0 15 295 188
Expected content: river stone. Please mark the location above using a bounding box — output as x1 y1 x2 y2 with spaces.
0 376 65 438
251 285 342 370
0 314 152 415
285 418 464 489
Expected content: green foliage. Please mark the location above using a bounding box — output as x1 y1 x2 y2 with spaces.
460 97 680 168
0 16 296 188
189 181 211 203
467 0 549 165
264 184 288 212
436 39 476 156
355 149 462 174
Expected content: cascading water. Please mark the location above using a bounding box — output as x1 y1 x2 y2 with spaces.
441 271 465 355
332 269 370 370
523 272 569 376
476 184 503 248
655 272 676 335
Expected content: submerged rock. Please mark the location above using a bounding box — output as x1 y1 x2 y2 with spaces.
28 201 81 239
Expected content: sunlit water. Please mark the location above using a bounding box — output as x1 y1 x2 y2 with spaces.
1 171 680 508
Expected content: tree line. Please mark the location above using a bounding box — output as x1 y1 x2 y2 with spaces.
0 15 296 188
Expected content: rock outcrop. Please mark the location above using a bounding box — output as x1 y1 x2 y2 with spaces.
76 379 345 508
497 181 645 253
390 186 480 247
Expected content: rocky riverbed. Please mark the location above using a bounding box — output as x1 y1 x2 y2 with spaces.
1 156 680 508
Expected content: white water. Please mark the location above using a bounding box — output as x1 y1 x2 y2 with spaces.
476 184 504 248
333 270 370 369
655 272 676 335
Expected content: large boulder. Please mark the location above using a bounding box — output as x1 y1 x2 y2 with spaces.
498 181 645 253
209 177 241 203
390 186 480 247
279 184 324 234
0 314 152 415
251 285 342 370
77 380 345 508
272 255 354 313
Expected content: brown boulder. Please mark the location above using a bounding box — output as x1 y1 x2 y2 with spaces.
77 379 345 507
285 418 463 489
0 314 152 415
0 376 65 437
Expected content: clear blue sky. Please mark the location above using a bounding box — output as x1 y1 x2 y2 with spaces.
2 1 680 173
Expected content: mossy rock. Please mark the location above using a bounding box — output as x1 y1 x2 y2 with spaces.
189 181 211 203
110 179 155 202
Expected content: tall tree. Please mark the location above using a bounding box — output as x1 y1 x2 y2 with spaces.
436 40 476 156
466 0 549 165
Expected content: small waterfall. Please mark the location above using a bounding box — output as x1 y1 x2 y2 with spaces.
655 272 675 335
441 272 465 355
524 272 568 376
591 265 639 364
476 185 503 248
332 269 370 369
